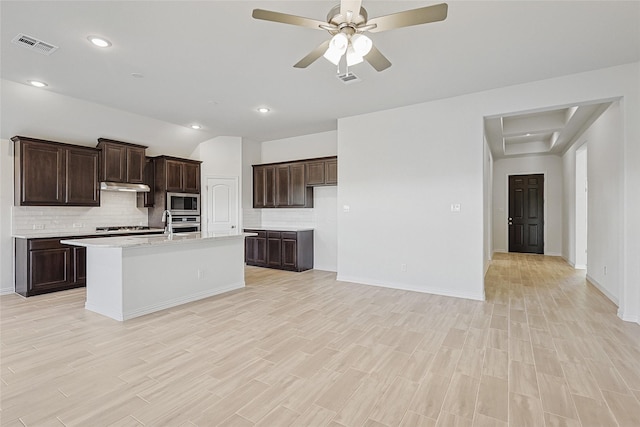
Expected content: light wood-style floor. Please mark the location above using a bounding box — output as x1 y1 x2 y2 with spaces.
2 253 640 426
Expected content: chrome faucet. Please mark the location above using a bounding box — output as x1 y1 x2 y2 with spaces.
161 210 173 235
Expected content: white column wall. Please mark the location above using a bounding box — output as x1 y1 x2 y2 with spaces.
192 136 243 234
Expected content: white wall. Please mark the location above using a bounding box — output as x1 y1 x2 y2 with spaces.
483 136 494 274
564 103 623 303
191 136 243 234
261 131 337 163
251 131 338 272
575 146 588 269
0 139 14 294
337 62 639 318
492 155 563 256
338 98 485 300
242 139 262 227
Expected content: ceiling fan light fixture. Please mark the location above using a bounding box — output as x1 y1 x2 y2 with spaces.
351 34 372 56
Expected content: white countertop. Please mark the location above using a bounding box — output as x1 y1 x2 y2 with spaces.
61 231 256 248
243 226 314 232
13 228 165 239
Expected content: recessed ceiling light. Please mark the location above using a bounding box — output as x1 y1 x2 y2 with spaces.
88 36 111 48
257 107 270 113
190 124 201 130
27 80 48 88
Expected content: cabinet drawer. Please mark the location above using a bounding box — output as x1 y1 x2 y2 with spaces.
281 232 297 240
28 238 66 251
267 231 281 239
245 230 266 238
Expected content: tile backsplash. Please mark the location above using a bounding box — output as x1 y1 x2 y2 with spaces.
12 191 148 234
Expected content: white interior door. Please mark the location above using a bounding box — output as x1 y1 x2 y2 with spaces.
207 177 238 233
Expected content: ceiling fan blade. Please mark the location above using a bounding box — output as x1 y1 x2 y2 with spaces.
364 45 392 72
294 40 331 68
367 3 448 33
252 9 328 30
340 0 363 23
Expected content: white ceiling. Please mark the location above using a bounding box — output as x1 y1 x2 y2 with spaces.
1 1 639 156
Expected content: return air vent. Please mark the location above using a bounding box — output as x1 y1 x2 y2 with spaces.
336 72 361 85
11 33 58 55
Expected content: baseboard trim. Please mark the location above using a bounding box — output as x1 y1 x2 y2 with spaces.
87 282 245 321
585 274 619 305
617 308 640 325
336 275 485 301
0 286 15 295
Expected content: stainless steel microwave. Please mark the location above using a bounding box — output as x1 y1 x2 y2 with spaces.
167 192 200 215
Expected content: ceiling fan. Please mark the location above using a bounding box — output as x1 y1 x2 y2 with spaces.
252 1 448 72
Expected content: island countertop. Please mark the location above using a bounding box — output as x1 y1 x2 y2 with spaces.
61 231 256 248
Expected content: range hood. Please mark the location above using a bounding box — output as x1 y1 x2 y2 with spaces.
100 182 150 192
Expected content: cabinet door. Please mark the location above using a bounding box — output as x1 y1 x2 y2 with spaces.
306 161 325 185
165 160 184 192
289 164 307 207
325 159 338 185
245 236 255 263
29 248 71 293
66 148 100 206
264 166 276 208
282 238 297 270
182 162 200 193
255 235 267 265
20 141 65 205
276 165 290 206
72 247 86 285
253 167 265 208
139 157 155 207
267 232 282 267
126 147 145 184
101 143 127 182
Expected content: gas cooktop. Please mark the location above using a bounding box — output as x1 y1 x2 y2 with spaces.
95 226 151 232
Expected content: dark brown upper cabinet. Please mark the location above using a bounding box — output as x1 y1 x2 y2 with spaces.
252 156 336 208
306 157 337 186
253 162 312 208
13 136 100 207
155 156 201 194
96 138 147 184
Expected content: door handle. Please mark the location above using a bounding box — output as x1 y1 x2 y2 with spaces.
508 217 513 220
231 225 236 229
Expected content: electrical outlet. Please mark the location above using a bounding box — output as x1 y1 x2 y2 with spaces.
73 223 83 228
197 269 204 279
401 263 407 272
32 224 44 230
604 266 607 275
451 203 461 213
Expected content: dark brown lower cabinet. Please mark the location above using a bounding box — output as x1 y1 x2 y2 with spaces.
15 237 85 297
244 229 313 272
15 231 164 297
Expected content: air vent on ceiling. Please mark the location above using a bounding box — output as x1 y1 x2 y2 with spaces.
336 72 361 85
11 33 58 55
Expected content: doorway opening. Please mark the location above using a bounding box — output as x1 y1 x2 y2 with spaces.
508 173 544 254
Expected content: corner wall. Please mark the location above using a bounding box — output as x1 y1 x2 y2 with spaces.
337 62 639 317
0 139 13 294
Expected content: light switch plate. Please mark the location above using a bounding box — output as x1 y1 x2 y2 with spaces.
451 203 461 213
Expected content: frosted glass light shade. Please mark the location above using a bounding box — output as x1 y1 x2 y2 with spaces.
351 34 372 56
323 33 349 65
346 45 363 66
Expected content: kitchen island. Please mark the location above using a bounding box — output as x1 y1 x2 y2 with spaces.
61 232 253 321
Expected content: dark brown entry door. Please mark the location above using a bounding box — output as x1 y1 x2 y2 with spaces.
509 174 544 254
